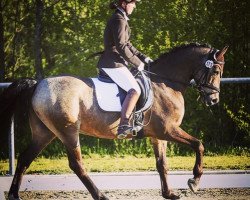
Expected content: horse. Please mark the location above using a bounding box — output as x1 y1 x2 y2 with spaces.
0 43 228 200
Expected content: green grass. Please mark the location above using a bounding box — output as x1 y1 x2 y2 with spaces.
0 155 249 175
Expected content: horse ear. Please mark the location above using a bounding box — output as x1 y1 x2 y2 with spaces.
217 46 229 59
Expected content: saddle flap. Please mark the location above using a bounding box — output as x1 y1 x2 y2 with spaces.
91 78 122 112
133 70 153 112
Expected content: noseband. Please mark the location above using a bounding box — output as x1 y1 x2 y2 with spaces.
195 49 224 96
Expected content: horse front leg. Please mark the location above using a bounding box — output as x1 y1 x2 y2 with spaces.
150 138 180 199
167 126 204 193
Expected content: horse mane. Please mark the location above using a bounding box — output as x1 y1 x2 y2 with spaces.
155 42 212 62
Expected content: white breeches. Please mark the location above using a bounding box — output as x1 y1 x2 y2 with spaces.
102 67 141 95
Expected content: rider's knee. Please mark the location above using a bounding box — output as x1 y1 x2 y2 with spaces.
128 86 141 96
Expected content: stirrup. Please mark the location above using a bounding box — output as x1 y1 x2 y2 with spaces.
132 125 143 136
117 125 132 139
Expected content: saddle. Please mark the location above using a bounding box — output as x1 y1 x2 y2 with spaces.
91 68 153 137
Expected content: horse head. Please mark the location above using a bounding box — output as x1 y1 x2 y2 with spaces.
149 43 228 106
194 46 228 106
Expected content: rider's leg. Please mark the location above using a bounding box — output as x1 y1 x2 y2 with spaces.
102 67 141 139
117 88 140 138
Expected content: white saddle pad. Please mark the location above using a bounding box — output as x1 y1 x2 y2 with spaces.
91 78 122 112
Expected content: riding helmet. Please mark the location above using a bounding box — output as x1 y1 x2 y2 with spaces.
125 0 141 2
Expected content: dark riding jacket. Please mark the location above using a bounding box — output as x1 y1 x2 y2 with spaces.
97 9 146 69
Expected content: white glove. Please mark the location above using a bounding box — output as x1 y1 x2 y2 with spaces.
145 57 153 64
138 62 145 71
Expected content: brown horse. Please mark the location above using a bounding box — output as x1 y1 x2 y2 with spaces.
0 43 228 200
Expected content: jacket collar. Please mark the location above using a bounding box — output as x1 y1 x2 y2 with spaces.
117 7 129 21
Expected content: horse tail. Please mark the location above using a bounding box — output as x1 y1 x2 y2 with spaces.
0 78 37 143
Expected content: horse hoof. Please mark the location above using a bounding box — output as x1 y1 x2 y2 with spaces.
8 194 22 200
163 192 181 199
100 194 109 200
188 178 199 193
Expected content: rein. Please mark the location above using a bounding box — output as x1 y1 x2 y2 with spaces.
143 69 190 87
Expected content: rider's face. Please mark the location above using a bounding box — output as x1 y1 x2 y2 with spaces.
125 2 136 15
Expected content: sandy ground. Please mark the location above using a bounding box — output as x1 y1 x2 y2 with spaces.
5 188 250 200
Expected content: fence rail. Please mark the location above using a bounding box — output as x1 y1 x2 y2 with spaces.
1 77 250 175
0 83 11 87
219 77 250 83
1 78 250 89
190 77 250 84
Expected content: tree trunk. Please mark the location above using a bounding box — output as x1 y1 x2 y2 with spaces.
0 0 5 82
34 0 44 80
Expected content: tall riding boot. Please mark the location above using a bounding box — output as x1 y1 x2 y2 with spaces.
117 89 140 139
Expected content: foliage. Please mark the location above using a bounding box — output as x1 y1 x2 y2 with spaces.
1 155 249 175
0 0 249 158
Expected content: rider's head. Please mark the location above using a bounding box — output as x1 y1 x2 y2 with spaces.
109 0 140 15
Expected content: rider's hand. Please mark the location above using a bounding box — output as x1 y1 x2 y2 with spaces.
145 57 153 64
138 62 145 71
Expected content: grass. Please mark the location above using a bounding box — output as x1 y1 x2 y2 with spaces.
0 154 249 175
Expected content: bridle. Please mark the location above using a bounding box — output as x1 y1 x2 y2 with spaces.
143 48 225 97
194 48 224 96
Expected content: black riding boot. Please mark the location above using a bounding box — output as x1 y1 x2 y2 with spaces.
117 89 140 139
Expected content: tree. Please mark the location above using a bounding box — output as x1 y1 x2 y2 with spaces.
0 0 5 81
0 0 249 157
34 0 44 79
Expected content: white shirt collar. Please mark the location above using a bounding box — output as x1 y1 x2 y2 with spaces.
117 7 129 21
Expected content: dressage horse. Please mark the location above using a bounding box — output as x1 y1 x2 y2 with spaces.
0 43 228 200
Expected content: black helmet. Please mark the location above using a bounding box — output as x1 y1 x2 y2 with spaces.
125 0 140 2
117 0 140 3
110 0 140 9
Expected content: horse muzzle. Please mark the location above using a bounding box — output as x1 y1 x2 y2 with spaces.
202 92 220 106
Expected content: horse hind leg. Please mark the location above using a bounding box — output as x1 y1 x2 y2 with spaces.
52 118 108 200
8 110 55 200
64 141 109 200
166 126 204 193
151 138 180 199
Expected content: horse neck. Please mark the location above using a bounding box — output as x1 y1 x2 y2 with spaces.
150 47 207 92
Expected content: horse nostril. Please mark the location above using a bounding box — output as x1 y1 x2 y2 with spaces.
212 98 218 104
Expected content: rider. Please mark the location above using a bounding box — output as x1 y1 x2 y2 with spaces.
97 0 152 139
